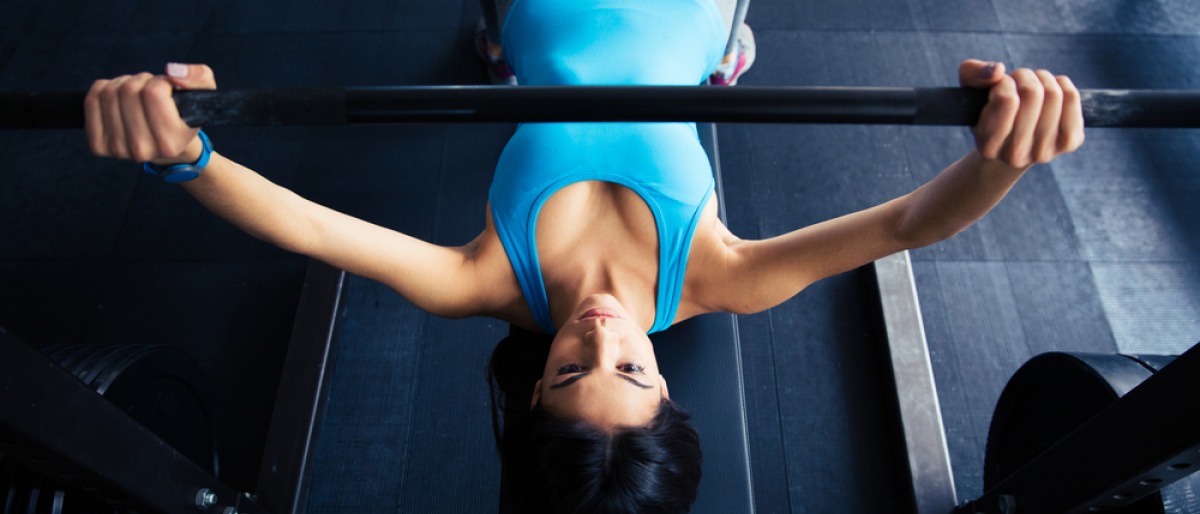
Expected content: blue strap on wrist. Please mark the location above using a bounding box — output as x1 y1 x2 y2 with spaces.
142 130 213 183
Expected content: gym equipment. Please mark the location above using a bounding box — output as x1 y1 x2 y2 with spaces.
983 352 1199 514
43 344 219 474
1 77 1197 514
0 341 224 514
2 86 1199 128
958 345 1200 514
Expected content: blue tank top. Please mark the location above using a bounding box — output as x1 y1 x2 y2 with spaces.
490 0 725 334
502 0 726 87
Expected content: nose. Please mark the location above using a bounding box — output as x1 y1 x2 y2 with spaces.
584 323 620 365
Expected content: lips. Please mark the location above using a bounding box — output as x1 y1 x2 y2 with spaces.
579 308 622 320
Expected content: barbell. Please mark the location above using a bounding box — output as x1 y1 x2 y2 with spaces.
1 86 1199 128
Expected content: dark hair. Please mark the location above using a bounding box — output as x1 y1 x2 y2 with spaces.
488 326 703 514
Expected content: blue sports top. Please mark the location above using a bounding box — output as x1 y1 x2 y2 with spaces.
489 0 726 334
501 0 726 87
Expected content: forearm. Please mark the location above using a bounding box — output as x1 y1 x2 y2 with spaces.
179 151 318 254
895 150 1029 248
177 147 483 319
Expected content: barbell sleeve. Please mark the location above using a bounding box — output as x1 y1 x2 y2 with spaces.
1 86 1198 129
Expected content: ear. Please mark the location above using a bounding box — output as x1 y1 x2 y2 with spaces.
530 379 542 410
660 375 670 400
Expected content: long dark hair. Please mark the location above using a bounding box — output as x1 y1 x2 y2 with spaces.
487 325 703 514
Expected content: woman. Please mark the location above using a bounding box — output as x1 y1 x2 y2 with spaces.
84 0 1084 511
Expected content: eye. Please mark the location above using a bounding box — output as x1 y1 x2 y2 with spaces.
557 363 585 375
619 362 645 373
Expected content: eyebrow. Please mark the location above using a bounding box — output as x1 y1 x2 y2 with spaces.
549 372 654 390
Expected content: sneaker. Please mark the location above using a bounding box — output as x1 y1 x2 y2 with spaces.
710 24 755 86
475 20 517 86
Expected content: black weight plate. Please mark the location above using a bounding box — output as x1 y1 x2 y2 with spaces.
61 345 111 377
80 345 149 390
66 487 118 514
44 346 91 376
74 346 129 390
36 472 53 514
0 456 29 514
984 352 1141 488
37 474 71 514
0 454 18 514
38 346 74 363
101 346 219 476
18 468 41 514
66 346 124 383
985 352 1168 514
46 487 65 514
1128 354 1178 374
90 346 156 396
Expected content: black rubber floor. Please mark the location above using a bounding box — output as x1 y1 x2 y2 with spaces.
2 0 1199 511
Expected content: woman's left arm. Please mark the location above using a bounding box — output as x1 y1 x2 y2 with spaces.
706 59 1084 315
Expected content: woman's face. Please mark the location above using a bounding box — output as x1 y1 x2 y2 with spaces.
533 294 668 429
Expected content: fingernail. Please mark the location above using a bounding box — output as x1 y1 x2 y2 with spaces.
167 62 188 79
980 62 998 79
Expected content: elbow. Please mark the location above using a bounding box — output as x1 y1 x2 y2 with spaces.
894 224 965 251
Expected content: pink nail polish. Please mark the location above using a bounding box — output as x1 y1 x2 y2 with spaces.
167 63 188 79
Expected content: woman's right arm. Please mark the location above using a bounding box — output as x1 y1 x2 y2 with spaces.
85 64 491 319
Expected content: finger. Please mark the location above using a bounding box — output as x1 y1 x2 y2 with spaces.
101 75 131 158
973 74 1018 160
1057 75 1085 153
1000 68 1044 167
959 59 1006 89
142 75 199 159
118 73 157 162
84 79 110 157
1032 70 1062 164
165 63 218 90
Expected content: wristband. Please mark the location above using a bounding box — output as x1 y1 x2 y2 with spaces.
142 130 213 183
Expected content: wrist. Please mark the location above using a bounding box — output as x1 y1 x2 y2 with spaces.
968 149 1032 176
150 134 204 167
143 131 213 183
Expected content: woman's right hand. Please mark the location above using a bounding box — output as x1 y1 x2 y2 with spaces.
84 63 216 166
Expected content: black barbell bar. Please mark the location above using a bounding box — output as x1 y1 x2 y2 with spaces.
2 86 1199 129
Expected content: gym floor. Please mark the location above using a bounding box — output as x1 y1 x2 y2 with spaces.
1 0 1198 512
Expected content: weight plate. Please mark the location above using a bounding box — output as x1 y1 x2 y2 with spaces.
66 346 124 384
101 346 219 476
38 346 74 363
984 352 1169 513
18 468 41 514
0 454 18 514
44 346 91 376
81 345 149 390
1128 354 1178 374
36 472 53 514
47 487 65 514
90 346 155 396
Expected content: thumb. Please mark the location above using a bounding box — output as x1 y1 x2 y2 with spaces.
165 62 217 90
959 59 1005 89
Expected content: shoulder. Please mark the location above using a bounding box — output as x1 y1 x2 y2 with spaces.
677 200 745 319
467 207 541 329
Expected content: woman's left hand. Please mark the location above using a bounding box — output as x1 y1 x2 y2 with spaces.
959 59 1085 170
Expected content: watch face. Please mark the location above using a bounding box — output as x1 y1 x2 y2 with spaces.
162 167 202 183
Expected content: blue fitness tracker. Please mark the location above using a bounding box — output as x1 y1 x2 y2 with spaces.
142 130 213 183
